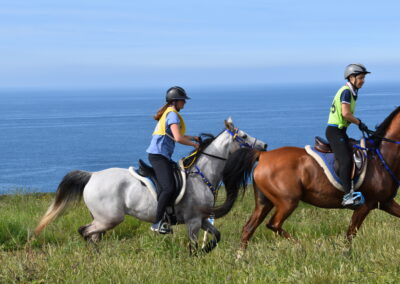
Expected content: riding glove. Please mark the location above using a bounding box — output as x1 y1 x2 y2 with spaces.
358 120 369 132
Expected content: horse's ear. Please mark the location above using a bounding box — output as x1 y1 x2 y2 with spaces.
224 117 235 131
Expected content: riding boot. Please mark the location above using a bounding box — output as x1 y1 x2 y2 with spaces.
165 207 177 226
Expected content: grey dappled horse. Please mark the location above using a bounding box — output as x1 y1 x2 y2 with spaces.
35 118 266 253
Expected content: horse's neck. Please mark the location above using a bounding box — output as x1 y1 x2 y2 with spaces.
379 115 400 182
195 133 231 185
384 113 400 143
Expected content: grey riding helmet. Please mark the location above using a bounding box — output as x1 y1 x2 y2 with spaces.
166 86 190 102
344 64 371 79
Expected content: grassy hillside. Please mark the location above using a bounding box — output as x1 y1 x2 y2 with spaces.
1 190 400 283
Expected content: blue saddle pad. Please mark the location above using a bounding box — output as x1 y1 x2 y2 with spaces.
308 146 363 186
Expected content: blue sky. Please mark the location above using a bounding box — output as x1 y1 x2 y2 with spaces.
1 0 400 88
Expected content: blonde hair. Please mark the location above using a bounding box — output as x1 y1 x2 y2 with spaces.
153 103 171 121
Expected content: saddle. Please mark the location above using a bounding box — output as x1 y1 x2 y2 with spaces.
128 160 186 205
314 136 366 179
137 159 184 197
305 137 368 192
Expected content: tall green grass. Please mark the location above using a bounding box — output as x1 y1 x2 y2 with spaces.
1 190 400 283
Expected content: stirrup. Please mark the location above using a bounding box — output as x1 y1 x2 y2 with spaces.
342 190 365 208
150 221 172 234
158 222 172 234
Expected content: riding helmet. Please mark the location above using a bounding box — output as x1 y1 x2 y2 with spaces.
344 64 371 79
166 86 190 102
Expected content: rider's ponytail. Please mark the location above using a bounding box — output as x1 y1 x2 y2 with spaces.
153 103 171 121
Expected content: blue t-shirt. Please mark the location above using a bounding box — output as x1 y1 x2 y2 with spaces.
146 112 181 159
340 89 358 104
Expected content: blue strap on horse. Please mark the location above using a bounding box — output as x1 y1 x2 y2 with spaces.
358 128 400 187
193 165 219 194
190 129 257 196
226 129 256 148
375 148 400 187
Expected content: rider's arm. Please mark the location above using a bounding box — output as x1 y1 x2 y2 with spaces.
170 124 199 149
184 135 199 141
341 103 361 125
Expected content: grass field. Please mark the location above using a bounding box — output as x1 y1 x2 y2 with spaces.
1 190 400 283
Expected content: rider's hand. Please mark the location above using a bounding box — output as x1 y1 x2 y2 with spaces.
193 136 200 142
358 120 369 132
193 142 200 150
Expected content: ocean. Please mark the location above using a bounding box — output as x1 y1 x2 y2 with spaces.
0 83 398 194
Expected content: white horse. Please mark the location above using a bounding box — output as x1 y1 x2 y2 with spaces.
35 118 267 253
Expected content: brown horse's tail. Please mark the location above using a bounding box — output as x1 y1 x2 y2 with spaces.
211 148 261 219
34 170 92 235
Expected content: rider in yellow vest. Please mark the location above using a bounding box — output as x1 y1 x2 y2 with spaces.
326 64 370 207
146 86 199 234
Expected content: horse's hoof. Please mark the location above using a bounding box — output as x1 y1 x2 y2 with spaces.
78 226 86 237
235 249 245 261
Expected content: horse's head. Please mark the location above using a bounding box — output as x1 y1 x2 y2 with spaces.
224 117 267 152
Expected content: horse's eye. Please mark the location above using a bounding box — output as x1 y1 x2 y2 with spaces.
242 135 247 139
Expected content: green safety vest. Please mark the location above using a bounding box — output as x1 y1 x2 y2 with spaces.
327 85 356 129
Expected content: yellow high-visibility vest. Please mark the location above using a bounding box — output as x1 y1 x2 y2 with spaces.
327 85 356 129
152 107 186 138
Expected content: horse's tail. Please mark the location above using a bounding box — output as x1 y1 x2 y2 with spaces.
34 170 92 235
212 148 261 219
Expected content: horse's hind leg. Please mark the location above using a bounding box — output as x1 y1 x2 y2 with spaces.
266 199 299 239
78 218 123 242
240 189 274 251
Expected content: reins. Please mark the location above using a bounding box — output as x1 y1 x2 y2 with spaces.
364 129 400 145
359 128 400 187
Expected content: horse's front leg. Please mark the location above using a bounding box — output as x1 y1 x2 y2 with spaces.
187 218 202 256
346 203 374 241
200 218 221 253
379 199 400 217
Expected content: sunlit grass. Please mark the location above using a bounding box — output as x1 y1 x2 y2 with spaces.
1 189 400 282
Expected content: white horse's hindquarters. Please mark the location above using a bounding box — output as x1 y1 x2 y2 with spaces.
83 168 157 224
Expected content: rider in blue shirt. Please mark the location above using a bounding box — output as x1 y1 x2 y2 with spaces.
146 86 199 234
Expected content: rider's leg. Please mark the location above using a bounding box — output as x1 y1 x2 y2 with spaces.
326 126 352 193
148 154 176 230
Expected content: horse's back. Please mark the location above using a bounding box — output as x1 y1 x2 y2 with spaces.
87 168 133 192
254 146 316 195
258 146 308 167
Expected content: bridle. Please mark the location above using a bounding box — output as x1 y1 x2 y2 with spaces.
226 128 259 149
185 128 260 194
184 128 259 164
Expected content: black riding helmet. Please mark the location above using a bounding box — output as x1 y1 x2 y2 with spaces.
166 86 190 102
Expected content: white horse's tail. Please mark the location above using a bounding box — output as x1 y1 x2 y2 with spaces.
34 170 92 235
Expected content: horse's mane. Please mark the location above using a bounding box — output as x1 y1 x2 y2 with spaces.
182 133 215 168
372 106 400 147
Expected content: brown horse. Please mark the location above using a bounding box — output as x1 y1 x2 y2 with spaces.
211 106 400 254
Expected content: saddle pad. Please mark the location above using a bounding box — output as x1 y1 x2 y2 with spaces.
305 144 367 192
128 159 187 205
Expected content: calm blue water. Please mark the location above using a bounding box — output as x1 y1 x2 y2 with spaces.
0 83 398 194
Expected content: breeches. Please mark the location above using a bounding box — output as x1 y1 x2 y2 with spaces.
148 153 176 222
326 126 352 193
